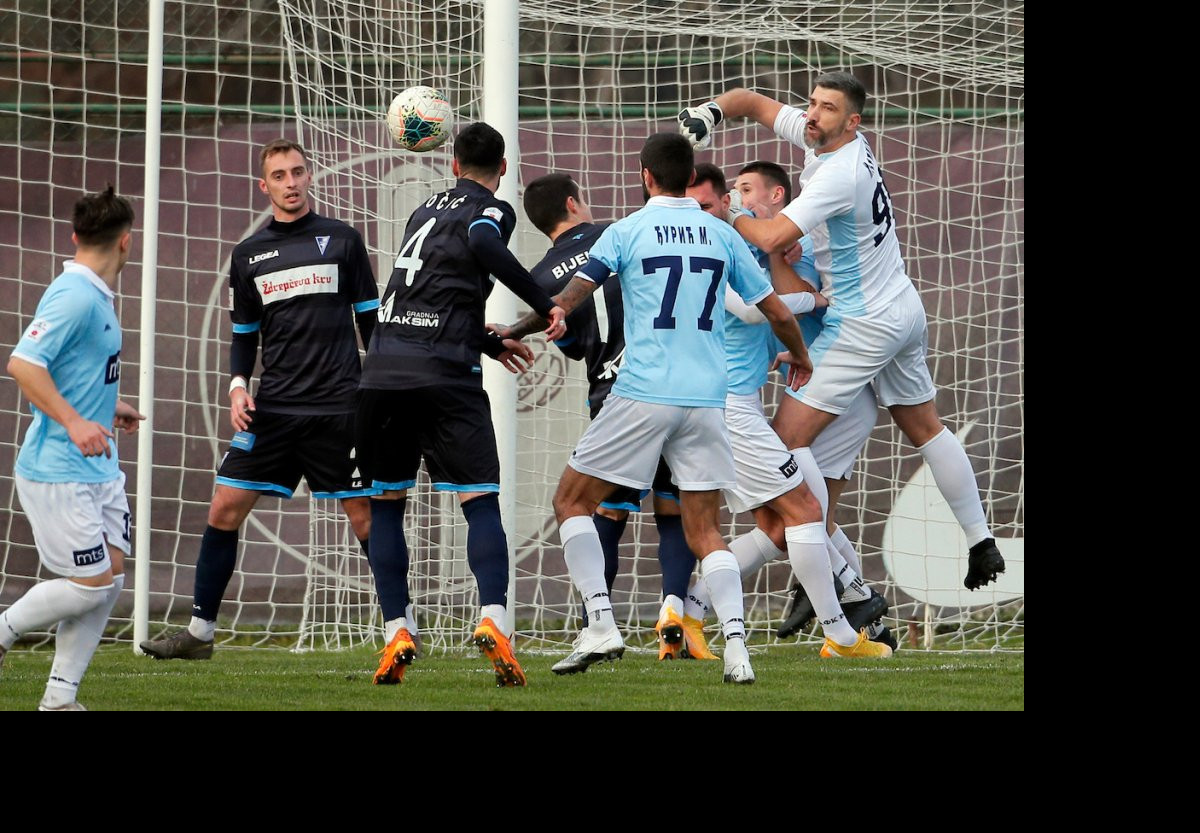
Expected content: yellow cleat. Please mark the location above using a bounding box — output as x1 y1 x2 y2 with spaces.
681 615 720 660
373 628 417 684
819 628 894 659
656 601 687 660
473 617 527 687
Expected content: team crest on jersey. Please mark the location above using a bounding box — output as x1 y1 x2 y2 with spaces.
315 235 331 255
481 207 504 223
24 319 51 342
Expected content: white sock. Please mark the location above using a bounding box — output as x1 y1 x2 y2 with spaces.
405 603 419 641
684 527 785 623
188 616 215 642
917 427 991 546
0 578 109 649
481 603 509 637
560 515 614 630
824 541 869 603
384 617 408 643
700 551 746 641
785 523 857 645
733 527 786 578
684 578 709 621
830 525 863 576
791 448 829 520
44 576 123 706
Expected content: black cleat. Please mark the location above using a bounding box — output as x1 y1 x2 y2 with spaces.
139 629 214 660
869 620 899 652
964 538 1006 590
843 590 888 632
777 583 814 639
777 575 845 639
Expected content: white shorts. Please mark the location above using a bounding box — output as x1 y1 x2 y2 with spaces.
14 472 130 578
723 393 803 515
808 383 878 480
569 395 736 491
790 283 935 414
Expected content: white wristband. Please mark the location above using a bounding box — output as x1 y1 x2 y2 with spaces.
228 376 248 395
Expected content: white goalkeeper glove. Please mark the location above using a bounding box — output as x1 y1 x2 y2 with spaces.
726 189 752 225
677 101 724 150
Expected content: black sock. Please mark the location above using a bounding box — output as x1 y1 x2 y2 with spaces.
192 525 239 622
366 499 409 621
655 514 694 601
462 493 508 607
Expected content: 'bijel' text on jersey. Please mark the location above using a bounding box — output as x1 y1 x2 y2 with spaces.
529 221 625 416
362 179 556 389
228 212 379 414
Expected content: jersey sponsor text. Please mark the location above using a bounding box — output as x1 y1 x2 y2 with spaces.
254 263 340 305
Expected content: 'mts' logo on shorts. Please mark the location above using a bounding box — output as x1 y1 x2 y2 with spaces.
778 454 799 479
105 352 120 385
73 544 106 567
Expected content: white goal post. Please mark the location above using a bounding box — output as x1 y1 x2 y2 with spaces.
0 0 1023 653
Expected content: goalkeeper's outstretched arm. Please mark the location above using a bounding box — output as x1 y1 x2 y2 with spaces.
677 88 786 149
713 88 785 129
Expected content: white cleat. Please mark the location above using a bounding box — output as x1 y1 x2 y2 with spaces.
551 625 625 675
722 637 755 684
38 701 87 711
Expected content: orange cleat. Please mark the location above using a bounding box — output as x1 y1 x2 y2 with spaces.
473 617 527 687
373 628 417 685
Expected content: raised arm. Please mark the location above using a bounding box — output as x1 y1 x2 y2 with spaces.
677 88 786 150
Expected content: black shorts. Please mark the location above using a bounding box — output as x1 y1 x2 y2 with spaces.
599 456 679 512
215 411 371 499
356 386 500 494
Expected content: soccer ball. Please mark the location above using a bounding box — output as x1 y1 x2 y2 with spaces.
386 86 453 152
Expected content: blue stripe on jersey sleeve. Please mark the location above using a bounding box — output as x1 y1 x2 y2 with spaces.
232 321 261 334
353 299 380 313
579 257 611 285
469 218 502 234
554 335 577 347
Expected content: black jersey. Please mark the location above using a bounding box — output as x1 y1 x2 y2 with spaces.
361 179 530 389
529 222 626 416
228 211 378 415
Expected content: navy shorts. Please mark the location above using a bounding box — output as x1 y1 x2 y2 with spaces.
356 386 500 493
598 455 679 511
216 410 372 499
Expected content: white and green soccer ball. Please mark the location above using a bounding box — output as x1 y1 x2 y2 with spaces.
386 85 454 152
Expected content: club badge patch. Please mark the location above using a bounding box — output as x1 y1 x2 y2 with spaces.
316 235 331 255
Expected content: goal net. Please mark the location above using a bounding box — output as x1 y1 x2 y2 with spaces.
0 0 1023 653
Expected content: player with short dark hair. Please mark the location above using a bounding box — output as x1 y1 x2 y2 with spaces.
683 167 890 658
498 133 815 684
522 172 713 662
2 186 145 710
358 121 564 688
679 74 1006 591
139 139 382 661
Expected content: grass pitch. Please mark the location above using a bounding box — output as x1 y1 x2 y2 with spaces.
1 643 1023 711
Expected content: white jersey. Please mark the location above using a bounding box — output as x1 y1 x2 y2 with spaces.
773 105 912 318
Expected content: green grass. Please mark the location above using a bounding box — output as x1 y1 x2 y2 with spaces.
1 644 1023 711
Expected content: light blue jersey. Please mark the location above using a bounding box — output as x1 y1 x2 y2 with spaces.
726 236 820 394
581 196 771 407
12 262 123 483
